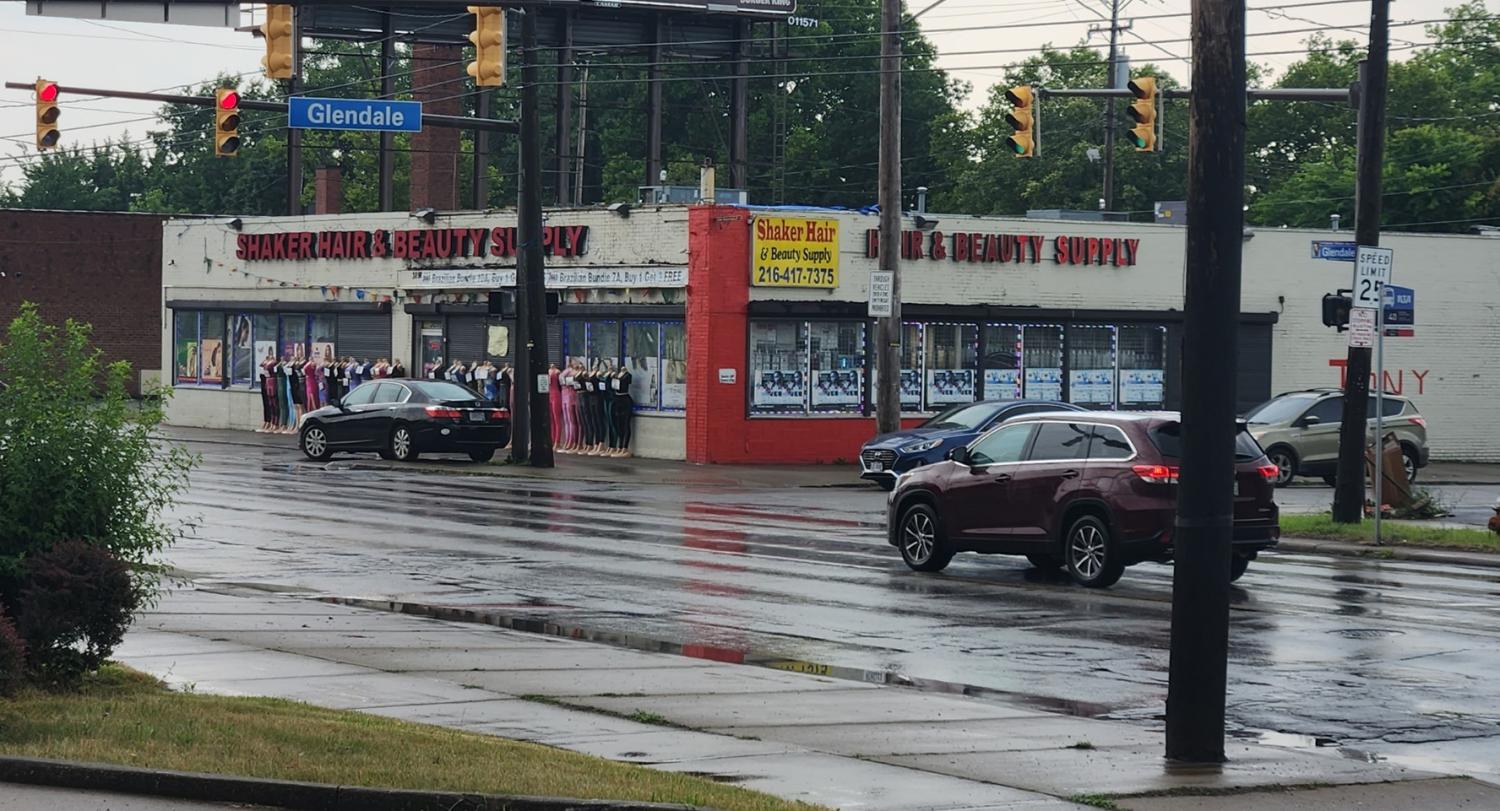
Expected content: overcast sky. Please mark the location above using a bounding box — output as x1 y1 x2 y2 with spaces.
0 0 1477 186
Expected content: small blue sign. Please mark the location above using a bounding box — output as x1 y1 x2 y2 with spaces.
1383 284 1415 326
1311 240 1358 262
288 97 422 133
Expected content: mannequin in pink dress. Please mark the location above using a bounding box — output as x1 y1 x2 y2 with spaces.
559 363 576 452
302 356 319 410
548 364 563 447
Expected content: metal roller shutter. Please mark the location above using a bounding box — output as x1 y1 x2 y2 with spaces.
446 316 488 364
546 318 563 365
337 314 392 362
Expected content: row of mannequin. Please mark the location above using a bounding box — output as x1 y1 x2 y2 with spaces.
554 360 634 457
258 348 405 433
427 357 514 405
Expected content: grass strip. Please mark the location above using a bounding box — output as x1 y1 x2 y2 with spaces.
1280 513 1500 552
0 666 823 811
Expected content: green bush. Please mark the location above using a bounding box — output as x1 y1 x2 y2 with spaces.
0 605 24 695
14 541 140 686
0 302 194 613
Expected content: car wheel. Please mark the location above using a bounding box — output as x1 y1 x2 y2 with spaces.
1230 553 1251 582
1401 446 1419 484
1264 446 1297 487
300 424 332 461
897 504 954 573
1025 553 1062 570
1064 515 1124 588
389 424 419 462
469 448 496 463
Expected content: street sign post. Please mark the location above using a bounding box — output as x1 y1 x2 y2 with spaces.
288 97 422 133
1346 306 1375 348
1353 245 1396 544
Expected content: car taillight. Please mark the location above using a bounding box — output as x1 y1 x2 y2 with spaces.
424 406 462 419
1410 416 1426 428
488 409 509 421
1258 463 1280 482
1132 464 1179 484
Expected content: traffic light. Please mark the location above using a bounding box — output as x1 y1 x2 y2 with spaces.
35 79 60 150
214 88 240 158
261 4 295 80
1321 291 1352 330
1004 85 1035 158
1126 75 1157 152
467 6 506 87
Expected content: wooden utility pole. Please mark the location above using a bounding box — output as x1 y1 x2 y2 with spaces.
874 0 902 433
1332 0 1391 523
1101 0 1122 210
512 8 554 467
1165 0 1245 763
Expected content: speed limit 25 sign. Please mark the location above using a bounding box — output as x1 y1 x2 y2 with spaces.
1353 245 1394 309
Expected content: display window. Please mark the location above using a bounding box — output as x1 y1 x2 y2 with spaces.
923 322 978 410
1067 324 1117 408
749 320 808 414
563 319 685 413
1022 325 1064 401
1119 324 1167 407
174 309 382 389
174 311 200 384
662 322 686 411
625 321 661 410
310 314 338 365
981 324 1023 402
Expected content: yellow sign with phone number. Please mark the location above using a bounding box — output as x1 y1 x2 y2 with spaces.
750 216 840 289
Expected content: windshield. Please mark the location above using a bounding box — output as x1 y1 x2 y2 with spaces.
410 381 483 402
1149 422 1265 462
921 402 1006 431
1244 394 1317 424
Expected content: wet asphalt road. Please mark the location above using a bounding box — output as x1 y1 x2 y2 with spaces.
165 441 1500 782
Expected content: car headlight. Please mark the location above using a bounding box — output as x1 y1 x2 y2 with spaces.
900 438 944 454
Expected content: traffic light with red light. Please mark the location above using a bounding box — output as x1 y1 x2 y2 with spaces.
467 6 506 87
261 4 296 80
215 88 240 158
1126 76 1158 152
35 79 60 150
1004 85 1036 158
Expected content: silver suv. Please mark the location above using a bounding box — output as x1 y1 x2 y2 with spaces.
1243 389 1429 486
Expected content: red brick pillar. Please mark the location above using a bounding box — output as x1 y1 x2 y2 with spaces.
409 43 463 211
314 167 342 214
686 205 752 463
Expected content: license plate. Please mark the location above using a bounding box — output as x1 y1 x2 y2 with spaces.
467 411 485 423
869 462 885 472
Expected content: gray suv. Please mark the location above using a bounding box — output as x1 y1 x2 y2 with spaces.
1243 388 1429 487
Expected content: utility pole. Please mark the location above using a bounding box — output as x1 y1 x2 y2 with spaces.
874 0 902 434
377 11 395 212
512 8 553 468
1332 0 1391 523
1165 0 1245 764
1100 0 1124 210
286 11 303 215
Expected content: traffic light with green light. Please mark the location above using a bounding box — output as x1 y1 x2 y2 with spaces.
1127 76 1157 152
1004 85 1036 158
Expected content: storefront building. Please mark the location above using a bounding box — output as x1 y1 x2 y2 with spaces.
162 205 1500 463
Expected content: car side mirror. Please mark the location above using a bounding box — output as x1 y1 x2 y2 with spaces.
329 396 344 410
947 446 970 465
1299 415 1320 427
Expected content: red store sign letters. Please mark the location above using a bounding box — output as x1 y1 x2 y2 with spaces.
864 229 1141 267
236 225 590 262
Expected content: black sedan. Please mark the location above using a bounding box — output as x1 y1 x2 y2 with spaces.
299 379 510 463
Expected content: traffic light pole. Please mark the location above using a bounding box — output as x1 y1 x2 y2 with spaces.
1101 0 1121 210
1165 0 1244 764
1332 3 1391 523
286 11 303 215
874 0 902 435
511 8 554 468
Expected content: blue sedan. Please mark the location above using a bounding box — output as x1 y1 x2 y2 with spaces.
858 399 1086 489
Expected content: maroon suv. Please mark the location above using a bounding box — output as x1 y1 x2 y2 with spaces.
886 412 1280 588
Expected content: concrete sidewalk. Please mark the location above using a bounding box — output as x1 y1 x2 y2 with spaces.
111 584 1498 810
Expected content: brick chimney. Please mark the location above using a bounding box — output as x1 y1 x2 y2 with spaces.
314 167 342 214
409 43 463 211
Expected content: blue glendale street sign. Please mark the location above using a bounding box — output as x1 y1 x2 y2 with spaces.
288 97 422 133
1310 240 1358 261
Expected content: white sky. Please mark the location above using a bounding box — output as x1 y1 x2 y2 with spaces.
0 0 1478 186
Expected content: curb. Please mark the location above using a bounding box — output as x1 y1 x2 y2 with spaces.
1276 537 1500 568
0 756 702 811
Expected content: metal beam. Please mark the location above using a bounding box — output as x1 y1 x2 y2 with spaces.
555 11 574 206
1040 86 1350 102
4 83 521 133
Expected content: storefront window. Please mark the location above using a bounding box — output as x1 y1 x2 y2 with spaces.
924 323 977 410
174 311 200 384
418 320 444 376
586 320 620 369
310 314 337 365
1119 324 1167 408
809 321 864 413
563 320 587 367
750 320 807 414
229 314 254 386
625 321 661 410
662 322 686 411
253 315 278 378
280 314 308 364
981 324 1022 401
1068 324 1117 407
199 312 226 385
1022 325 1063 401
